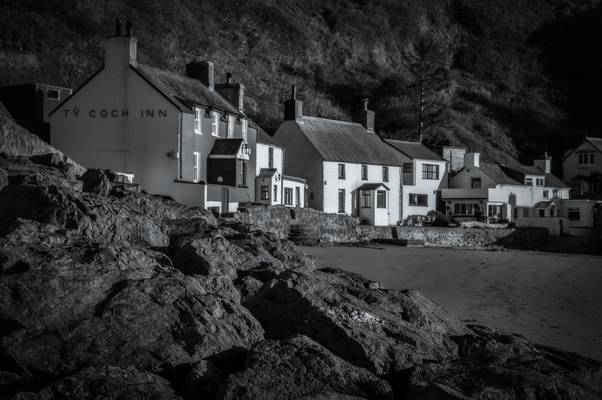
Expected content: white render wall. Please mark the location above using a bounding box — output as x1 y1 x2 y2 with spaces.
401 158 447 221
255 143 283 175
322 161 401 225
283 178 305 207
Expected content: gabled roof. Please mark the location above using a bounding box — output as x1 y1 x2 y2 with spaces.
133 64 242 116
563 136 602 160
385 139 443 161
479 162 521 185
357 183 390 191
257 128 281 147
209 138 244 156
499 164 568 188
294 116 403 166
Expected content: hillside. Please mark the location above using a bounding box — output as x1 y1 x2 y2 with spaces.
1 0 601 169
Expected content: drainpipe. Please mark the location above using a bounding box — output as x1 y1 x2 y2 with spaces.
178 112 183 179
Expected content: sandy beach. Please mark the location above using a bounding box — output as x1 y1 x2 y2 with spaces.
302 245 602 361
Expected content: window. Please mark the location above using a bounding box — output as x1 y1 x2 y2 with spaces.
295 186 301 206
284 188 293 205
338 164 346 179
242 120 248 142
403 163 413 173
239 160 247 186
211 112 219 136
361 190 371 208
194 108 202 134
525 177 533 186
543 190 549 199
382 166 389 182
578 152 595 166
471 177 481 189
361 164 368 180
552 189 559 197
338 189 346 212
535 178 545 187
376 190 386 208
409 193 428 207
260 186 269 200
592 183 601 193
538 209 546 217
523 207 530 218
273 185 278 202
422 164 439 180
568 208 580 221
193 152 200 182
46 89 60 100
227 115 234 138
454 203 477 216
268 147 274 169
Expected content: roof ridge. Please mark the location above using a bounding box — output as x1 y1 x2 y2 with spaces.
301 116 362 126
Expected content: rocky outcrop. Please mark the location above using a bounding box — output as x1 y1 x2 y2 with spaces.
244 268 466 375
0 149 600 400
220 335 394 400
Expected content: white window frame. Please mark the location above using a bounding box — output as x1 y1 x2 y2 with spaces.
525 177 533 186
194 108 202 135
211 112 219 136
193 152 201 182
46 88 60 100
535 177 545 187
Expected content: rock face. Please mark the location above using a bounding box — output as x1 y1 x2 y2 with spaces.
0 151 601 400
244 268 466 375
220 335 393 400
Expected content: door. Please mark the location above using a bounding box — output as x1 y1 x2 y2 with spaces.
221 187 229 214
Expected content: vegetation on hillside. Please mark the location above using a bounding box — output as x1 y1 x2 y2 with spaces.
1 0 601 169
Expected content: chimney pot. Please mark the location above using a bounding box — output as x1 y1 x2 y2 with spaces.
354 97 375 131
126 21 133 36
226 72 232 84
291 85 297 100
362 98 369 111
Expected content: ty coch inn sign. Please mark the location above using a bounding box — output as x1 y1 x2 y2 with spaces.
61 107 168 118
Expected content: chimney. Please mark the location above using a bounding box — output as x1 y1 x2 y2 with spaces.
215 72 245 112
105 21 137 70
355 98 375 131
284 85 303 121
534 153 552 174
186 61 214 90
464 152 480 169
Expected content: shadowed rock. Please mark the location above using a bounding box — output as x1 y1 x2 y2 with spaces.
244 268 466 375
219 335 393 400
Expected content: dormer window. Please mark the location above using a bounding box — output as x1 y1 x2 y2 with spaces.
525 177 533 186
211 112 219 136
535 178 545 187
194 108 202 134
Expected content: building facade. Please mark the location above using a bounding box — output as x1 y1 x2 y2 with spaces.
274 91 402 226
49 26 303 212
385 140 448 222
441 153 569 222
563 137 602 200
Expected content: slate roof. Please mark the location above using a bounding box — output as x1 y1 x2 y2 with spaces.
586 137 602 153
384 139 443 161
357 183 390 191
257 128 280 147
295 117 404 166
134 64 242 115
209 139 244 156
479 162 521 185
499 164 568 188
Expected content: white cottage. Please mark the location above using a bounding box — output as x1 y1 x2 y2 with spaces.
441 152 569 222
385 140 447 222
49 24 293 213
273 89 402 226
562 137 602 200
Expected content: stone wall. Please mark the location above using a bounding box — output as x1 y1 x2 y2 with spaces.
233 205 516 247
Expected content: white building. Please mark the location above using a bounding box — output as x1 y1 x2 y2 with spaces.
562 137 602 200
385 140 447 222
441 153 569 222
273 91 402 226
49 24 303 213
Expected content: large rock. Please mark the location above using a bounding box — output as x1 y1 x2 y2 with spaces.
9 366 181 400
0 239 264 385
244 268 466 375
219 335 393 400
406 325 602 400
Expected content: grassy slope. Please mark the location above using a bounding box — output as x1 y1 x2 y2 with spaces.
0 0 600 169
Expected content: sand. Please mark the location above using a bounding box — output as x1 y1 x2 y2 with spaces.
301 245 602 361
